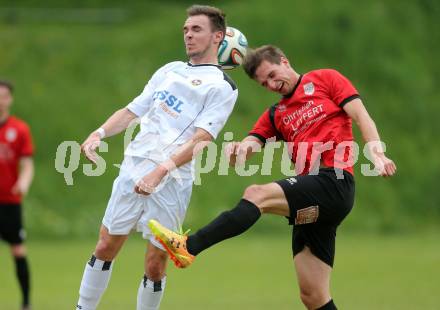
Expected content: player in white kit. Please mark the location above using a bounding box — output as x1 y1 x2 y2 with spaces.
76 5 238 310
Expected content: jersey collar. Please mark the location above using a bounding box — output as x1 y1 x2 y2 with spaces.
283 74 303 99
187 62 221 68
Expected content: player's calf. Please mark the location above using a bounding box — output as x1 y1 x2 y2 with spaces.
136 236 168 310
77 254 114 310
145 244 168 281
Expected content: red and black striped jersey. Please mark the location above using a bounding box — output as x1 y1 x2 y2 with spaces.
249 69 359 175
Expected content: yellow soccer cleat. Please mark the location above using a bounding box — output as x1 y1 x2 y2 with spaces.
148 220 195 268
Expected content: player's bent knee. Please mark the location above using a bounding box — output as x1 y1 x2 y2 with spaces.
94 240 118 260
11 244 26 257
299 287 329 309
242 184 267 206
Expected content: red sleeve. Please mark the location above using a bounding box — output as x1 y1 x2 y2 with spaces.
248 109 280 144
19 123 34 157
324 69 360 107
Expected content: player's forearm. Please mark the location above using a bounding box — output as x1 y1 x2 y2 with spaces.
167 141 200 169
161 129 213 171
96 108 138 138
344 99 384 154
353 110 386 155
18 157 34 193
356 115 380 142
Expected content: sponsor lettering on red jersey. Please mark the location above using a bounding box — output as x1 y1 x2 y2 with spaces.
0 116 34 204
249 69 359 175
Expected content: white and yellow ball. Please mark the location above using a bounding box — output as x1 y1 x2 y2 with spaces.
218 26 248 70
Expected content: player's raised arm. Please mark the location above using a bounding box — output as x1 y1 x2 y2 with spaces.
81 107 137 163
343 98 397 177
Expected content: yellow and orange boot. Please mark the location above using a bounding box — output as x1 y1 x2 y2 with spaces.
148 220 195 268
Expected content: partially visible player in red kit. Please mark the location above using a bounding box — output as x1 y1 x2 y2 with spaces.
149 45 396 310
0 80 34 310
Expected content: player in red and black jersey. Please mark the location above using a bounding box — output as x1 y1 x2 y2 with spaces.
149 45 396 310
0 80 34 310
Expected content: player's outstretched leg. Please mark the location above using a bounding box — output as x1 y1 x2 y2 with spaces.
149 183 289 268
148 198 260 268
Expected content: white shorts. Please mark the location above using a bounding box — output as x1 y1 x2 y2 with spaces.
102 156 193 250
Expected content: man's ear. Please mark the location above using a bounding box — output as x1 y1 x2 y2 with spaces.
280 56 289 65
214 31 224 45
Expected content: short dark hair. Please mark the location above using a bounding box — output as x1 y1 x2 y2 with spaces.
0 80 14 93
186 5 226 36
243 45 287 79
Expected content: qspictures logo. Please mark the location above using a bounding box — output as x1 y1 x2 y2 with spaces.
54 122 389 188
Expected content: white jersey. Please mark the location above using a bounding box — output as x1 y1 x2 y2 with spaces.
125 61 238 178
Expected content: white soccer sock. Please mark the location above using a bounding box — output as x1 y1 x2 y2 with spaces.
77 255 114 310
136 275 167 310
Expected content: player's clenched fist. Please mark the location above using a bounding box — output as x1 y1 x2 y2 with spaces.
134 165 168 196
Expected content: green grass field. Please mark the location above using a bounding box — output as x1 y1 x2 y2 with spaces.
1 231 439 309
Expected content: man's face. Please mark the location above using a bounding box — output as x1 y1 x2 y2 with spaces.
0 86 13 113
254 58 296 96
183 15 222 60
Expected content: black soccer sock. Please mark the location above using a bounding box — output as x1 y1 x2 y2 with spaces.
14 256 30 306
186 199 261 256
316 299 337 310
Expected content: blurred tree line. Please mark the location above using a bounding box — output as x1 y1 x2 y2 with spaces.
0 0 438 238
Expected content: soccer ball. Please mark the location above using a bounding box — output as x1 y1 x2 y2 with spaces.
218 26 248 70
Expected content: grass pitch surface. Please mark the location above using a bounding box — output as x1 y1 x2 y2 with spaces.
0 232 438 309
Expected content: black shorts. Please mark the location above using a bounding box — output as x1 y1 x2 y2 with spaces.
275 168 355 267
0 204 26 245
